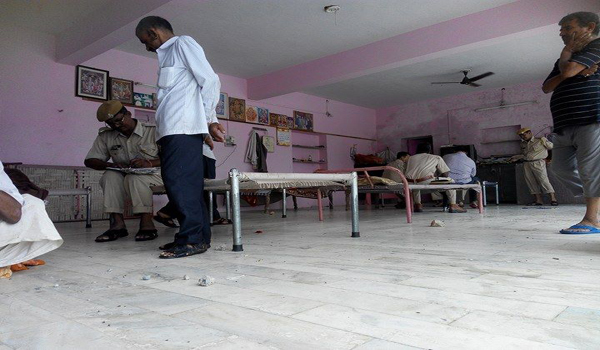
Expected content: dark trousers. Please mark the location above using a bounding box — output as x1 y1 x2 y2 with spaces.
158 134 210 245
159 156 220 221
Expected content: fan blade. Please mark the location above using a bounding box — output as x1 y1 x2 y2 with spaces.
431 82 461 85
468 82 482 87
468 72 494 82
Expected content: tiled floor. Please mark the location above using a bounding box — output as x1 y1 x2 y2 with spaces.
1 204 600 349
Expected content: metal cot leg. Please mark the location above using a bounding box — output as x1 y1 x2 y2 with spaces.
230 169 243 252
482 183 488 207
225 190 231 220
85 187 92 228
281 189 287 218
208 191 214 225
317 189 324 221
350 172 360 237
495 183 500 205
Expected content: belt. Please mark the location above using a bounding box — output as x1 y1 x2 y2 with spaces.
406 175 434 183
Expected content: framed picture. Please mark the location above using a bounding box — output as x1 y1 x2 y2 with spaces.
286 115 294 129
134 92 154 109
229 97 246 121
272 113 287 128
216 92 229 119
277 128 291 146
75 65 109 100
257 107 269 125
293 111 314 131
109 77 134 104
269 113 279 127
245 106 258 123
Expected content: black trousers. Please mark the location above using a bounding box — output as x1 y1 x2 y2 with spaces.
159 156 220 221
158 134 210 245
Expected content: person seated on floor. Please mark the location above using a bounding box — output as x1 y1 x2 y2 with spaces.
84 100 163 243
0 161 63 279
404 143 467 213
382 151 410 209
443 149 479 208
154 134 231 229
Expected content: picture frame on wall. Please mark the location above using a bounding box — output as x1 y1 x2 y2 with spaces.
216 92 229 119
133 92 155 109
229 97 246 121
109 77 134 104
257 107 269 125
272 113 287 128
75 65 109 100
293 110 314 131
245 106 258 123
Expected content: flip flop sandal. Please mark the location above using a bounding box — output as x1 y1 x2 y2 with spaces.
21 259 45 266
560 224 600 234
449 208 467 213
550 201 559 206
159 244 208 259
153 215 178 228
159 241 176 250
135 229 158 241
95 229 128 243
527 202 543 206
212 218 232 225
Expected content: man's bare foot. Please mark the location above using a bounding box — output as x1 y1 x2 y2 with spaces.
449 204 467 213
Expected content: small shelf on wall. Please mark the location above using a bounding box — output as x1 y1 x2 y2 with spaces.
293 159 327 164
292 145 326 149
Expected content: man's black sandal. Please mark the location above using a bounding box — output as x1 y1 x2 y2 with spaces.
95 229 128 243
135 229 158 241
159 244 207 259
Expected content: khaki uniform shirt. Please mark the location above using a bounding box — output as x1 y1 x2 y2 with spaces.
405 154 450 180
521 137 553 161
85 120 159 164
382 159 406 183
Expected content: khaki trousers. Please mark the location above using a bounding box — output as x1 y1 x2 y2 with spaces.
99 170 163 214
524 160 554 195
412 178 457 205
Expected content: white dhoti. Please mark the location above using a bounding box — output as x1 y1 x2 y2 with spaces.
0 194 63 267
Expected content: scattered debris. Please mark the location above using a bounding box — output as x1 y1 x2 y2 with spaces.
255 230 263 234
107 269 113 272
183 275 190 280
269 211 275 215
198 275 215 286
53 284 59 288
553 257 559 260
142 275 151 280
214 245 227 251
430 220 445 227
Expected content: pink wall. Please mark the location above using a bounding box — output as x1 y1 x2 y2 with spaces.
376 81 553 158
0 25 376 209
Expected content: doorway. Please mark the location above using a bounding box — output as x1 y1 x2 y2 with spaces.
404 135 434 155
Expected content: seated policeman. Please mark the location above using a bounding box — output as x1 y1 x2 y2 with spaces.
85 101 163 243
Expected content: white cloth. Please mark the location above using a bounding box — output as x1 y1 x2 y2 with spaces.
203 143 215 160
0 161 23 205
245 130 258 169
0 194 63 266
155 35 220 140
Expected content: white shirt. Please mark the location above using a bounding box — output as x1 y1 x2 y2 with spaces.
203 143 215 160
0 161 24 206
155 36 220 140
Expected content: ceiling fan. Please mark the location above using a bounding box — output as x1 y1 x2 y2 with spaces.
431 70 494 87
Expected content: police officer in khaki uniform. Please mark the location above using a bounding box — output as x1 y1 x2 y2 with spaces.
511 127 558 206
85 101 163 242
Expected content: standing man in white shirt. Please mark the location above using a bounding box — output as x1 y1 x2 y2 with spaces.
136 16 225 259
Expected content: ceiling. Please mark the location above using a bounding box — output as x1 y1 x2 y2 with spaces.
2 0 580 109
